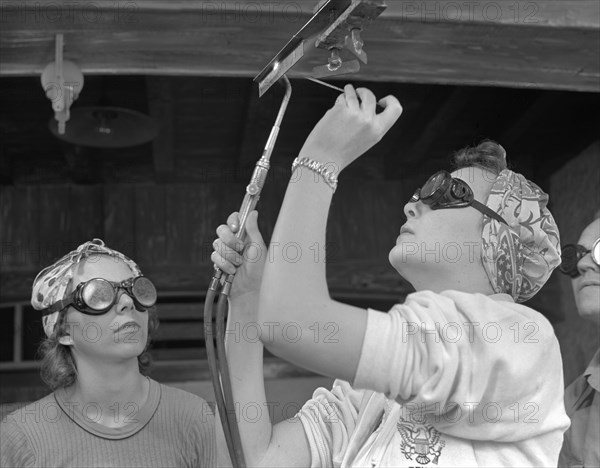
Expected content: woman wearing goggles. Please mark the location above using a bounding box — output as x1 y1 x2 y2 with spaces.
1 241 217 468
559 213 600 467
211 85 568 467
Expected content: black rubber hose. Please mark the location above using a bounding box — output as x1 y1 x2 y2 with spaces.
204 281 238 466
216 287 247 467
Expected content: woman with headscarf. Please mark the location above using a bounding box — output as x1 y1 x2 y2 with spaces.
212 85 569 467
0 240 218 467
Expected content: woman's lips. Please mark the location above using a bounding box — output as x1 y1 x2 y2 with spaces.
116 321 140 333
578 277 600 291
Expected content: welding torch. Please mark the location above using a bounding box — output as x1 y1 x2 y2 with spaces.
204 76 292 468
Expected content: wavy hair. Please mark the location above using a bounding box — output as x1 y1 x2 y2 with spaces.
452 139 508 175
38 306 159 390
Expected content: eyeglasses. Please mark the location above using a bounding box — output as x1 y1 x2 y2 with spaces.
42 277 157 316
411 170 508 225
559 238 600 278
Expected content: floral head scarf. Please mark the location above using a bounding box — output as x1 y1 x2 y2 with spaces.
481 169 561 303
31 239 141 337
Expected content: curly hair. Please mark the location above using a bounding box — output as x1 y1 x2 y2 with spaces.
452 139 508 175
38 306 160 390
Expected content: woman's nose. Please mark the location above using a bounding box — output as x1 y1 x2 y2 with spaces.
404 199 422 219
115 290 135 314
577 251 599 276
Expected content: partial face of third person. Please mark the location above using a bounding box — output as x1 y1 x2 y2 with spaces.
572 218 600 324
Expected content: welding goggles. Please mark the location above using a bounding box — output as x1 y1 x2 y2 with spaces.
42 276 157 316
559 238 600 278
410 170 508 225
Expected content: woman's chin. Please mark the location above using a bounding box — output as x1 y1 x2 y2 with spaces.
388 254 415 285
577 302 600 325
106 343 147 362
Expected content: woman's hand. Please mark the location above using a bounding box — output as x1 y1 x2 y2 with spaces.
298 85 403 172
211 210 266 303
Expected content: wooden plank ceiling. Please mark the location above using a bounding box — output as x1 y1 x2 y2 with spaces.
0 1 599 91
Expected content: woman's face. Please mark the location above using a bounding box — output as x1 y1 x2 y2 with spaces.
389 166 495 288
61 256 149 365
571 219 600 324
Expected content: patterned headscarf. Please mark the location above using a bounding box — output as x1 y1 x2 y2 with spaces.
31 239 141 337
481 169 561 303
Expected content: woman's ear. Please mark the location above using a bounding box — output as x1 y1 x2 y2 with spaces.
56 310 75 346
58 334 74 346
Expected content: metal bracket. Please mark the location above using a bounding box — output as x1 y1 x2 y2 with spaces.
315 0 385 62
254 0 386 97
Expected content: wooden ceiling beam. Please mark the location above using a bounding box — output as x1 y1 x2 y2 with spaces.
1 1 598 92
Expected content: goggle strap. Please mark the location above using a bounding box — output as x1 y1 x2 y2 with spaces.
472 200 508 225
42 296 72 316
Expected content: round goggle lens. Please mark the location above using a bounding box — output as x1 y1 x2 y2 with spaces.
558 242 600 277
451 183 467 198
132 277 157 308
593 239 600 265
421 172 443 199
81 279 116 311
559 247 577 276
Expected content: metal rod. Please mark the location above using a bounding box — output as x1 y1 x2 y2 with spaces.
306 77 344 93
307 76 384 112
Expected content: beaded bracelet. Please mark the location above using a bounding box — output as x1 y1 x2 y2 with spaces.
291 157 338 193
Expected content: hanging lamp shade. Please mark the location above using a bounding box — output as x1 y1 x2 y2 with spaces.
49 106 159 148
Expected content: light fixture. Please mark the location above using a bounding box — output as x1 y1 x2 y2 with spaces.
49 106 159 148
40 34 84 134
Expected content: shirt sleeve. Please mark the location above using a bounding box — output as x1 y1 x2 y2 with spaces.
353 290 569 443
0 415 36 468
296 380 369 468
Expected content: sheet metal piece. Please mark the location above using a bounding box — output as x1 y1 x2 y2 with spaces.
254 0 352 97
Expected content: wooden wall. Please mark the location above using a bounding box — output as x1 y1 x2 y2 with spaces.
0 176 414 302
1 172 565 324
